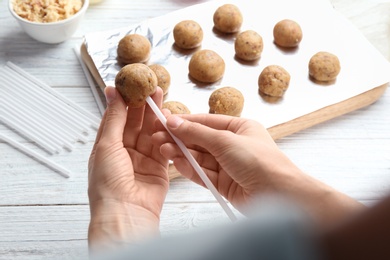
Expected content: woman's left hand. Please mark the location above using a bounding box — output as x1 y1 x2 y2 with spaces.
88 86 169 251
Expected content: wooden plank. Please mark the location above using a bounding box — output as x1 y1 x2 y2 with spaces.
0 203 236 259
0 204 235 241
0 241 88 260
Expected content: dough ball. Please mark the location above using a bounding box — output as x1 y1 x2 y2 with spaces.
173 20 203 49
213 4 243 33
115 63 158 108
117 34 151 65
189 49 225 83
162 101 191 114
148 64 171 95
308 51 340 82
273 19 303 47
209 86 244 116
258 65 291 97
234 30 264 61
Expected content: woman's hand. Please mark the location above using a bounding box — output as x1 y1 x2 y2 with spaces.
88 87 169 251
153 114 294 210
152 114 364 226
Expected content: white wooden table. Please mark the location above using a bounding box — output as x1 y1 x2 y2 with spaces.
1 0 390 258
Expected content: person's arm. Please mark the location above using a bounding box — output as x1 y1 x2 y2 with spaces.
92 196 324 260
268 165 366 229
320 193 390 260
88 200 161 252
88 87 169 253
152 114 364 229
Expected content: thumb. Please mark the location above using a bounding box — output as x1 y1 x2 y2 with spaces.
99 86 127 143
166 115 219 150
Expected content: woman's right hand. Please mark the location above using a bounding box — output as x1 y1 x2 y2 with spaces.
152 113 364 226
152 113 304 212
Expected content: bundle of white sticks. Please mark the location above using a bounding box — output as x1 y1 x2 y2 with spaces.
0 61 102 178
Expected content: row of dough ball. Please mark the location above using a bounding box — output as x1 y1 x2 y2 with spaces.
189 47 341 98
116 4 301 65
173 18 302 61
115 4 245 65
194 49 341 117
173 4 242 50
171 48 340 115
173 3 303 59
114 51 340 117
166 50 341 116
114 62 242 116
162 86 244 117
260 51 341 97
114 63 190 114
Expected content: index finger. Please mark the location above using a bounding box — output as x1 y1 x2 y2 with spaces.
99 86 128 144
173 113 248 132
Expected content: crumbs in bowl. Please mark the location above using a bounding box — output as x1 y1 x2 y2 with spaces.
12 0 83 23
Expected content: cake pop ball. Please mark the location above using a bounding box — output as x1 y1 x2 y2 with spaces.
115 63 158 108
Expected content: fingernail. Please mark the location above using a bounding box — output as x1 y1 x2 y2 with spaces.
104 87 117 105
167 115 184 129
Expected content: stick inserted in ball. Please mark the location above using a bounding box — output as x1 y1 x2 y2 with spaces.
146 96 237 222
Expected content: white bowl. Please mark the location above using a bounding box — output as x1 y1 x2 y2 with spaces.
8 0 89 44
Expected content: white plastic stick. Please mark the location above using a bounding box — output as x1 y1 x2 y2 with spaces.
73 45 105 117
0 134 70 178
0 115 57 155
0 78 88 144
1 69 90 135
6 62 101 129
0 102 70 152
0 88 75 148
146 96 237 222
